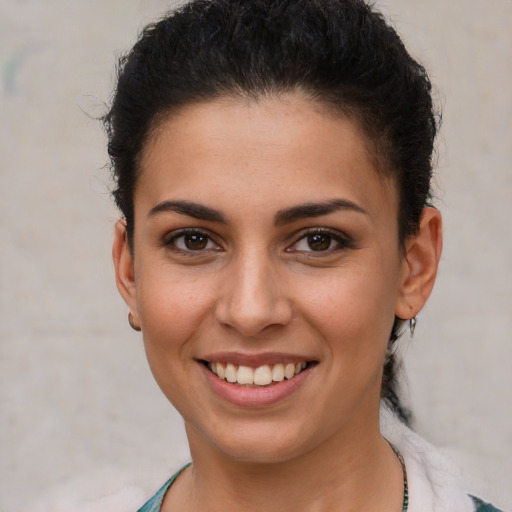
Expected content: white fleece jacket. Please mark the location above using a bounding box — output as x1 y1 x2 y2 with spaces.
380 405 476 512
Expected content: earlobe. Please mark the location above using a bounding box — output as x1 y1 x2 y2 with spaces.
395 207 443 320
112 220 139 320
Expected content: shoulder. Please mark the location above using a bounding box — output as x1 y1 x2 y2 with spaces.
470 495 506 512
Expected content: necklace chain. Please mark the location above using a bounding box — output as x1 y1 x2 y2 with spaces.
389 443 409 512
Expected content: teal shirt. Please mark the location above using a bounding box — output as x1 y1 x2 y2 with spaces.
471 496 505 512
136 465 504 512
136 464 190 512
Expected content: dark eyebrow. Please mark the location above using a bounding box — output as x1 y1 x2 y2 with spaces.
274 198 368 226
148 200 226 223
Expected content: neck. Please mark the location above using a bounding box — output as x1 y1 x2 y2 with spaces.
165 418 404 512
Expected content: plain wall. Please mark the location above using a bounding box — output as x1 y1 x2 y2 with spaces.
1 0 511 510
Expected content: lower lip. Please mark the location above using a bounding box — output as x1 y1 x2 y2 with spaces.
200 363 315 407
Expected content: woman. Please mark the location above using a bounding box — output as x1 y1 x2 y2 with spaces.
105 0 503 511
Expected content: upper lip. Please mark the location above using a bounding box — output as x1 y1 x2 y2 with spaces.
198 352 316 367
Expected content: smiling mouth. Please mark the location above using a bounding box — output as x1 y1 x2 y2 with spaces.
202 361 316 387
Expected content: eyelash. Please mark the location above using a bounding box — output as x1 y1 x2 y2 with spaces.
163 228 222 255
163 227 353 256
286 228 353 254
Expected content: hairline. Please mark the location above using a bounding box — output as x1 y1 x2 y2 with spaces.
137 88 397 189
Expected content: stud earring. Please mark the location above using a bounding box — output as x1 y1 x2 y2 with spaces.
128 312 141 332
409 316 417 338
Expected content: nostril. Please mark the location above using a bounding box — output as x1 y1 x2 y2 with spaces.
214 297 293 337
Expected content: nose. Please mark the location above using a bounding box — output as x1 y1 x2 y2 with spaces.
215 251 293 337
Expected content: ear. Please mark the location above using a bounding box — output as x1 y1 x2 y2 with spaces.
112 220 140 325
395 207 443 320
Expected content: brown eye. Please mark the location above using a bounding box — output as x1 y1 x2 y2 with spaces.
307 233 332 251
287 229 351 254
168 230 220 252
184 233 208 250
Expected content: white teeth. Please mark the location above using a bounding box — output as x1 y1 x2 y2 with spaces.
216 362 225 379
225 363 237 383
254 365 273 385
207 360 309 385
237 365 254 385
272 363 285 382
284 363 296 379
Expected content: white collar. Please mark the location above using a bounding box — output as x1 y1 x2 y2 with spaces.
381 405 475 512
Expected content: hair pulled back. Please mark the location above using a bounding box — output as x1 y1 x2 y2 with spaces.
103 0 440 423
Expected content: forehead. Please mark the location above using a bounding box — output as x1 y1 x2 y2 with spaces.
137 94 398 221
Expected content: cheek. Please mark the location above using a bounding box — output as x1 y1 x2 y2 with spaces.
135 266 217 353
294 264 397 356
134 270 217 410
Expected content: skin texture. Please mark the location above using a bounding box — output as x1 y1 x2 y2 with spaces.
113 95 442 512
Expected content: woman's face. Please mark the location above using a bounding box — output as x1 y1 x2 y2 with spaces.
115 95 418 463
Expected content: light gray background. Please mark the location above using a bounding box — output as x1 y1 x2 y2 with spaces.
1 1 511 510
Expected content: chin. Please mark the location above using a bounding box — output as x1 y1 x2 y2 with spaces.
221 439 308 465
187 419 316 465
